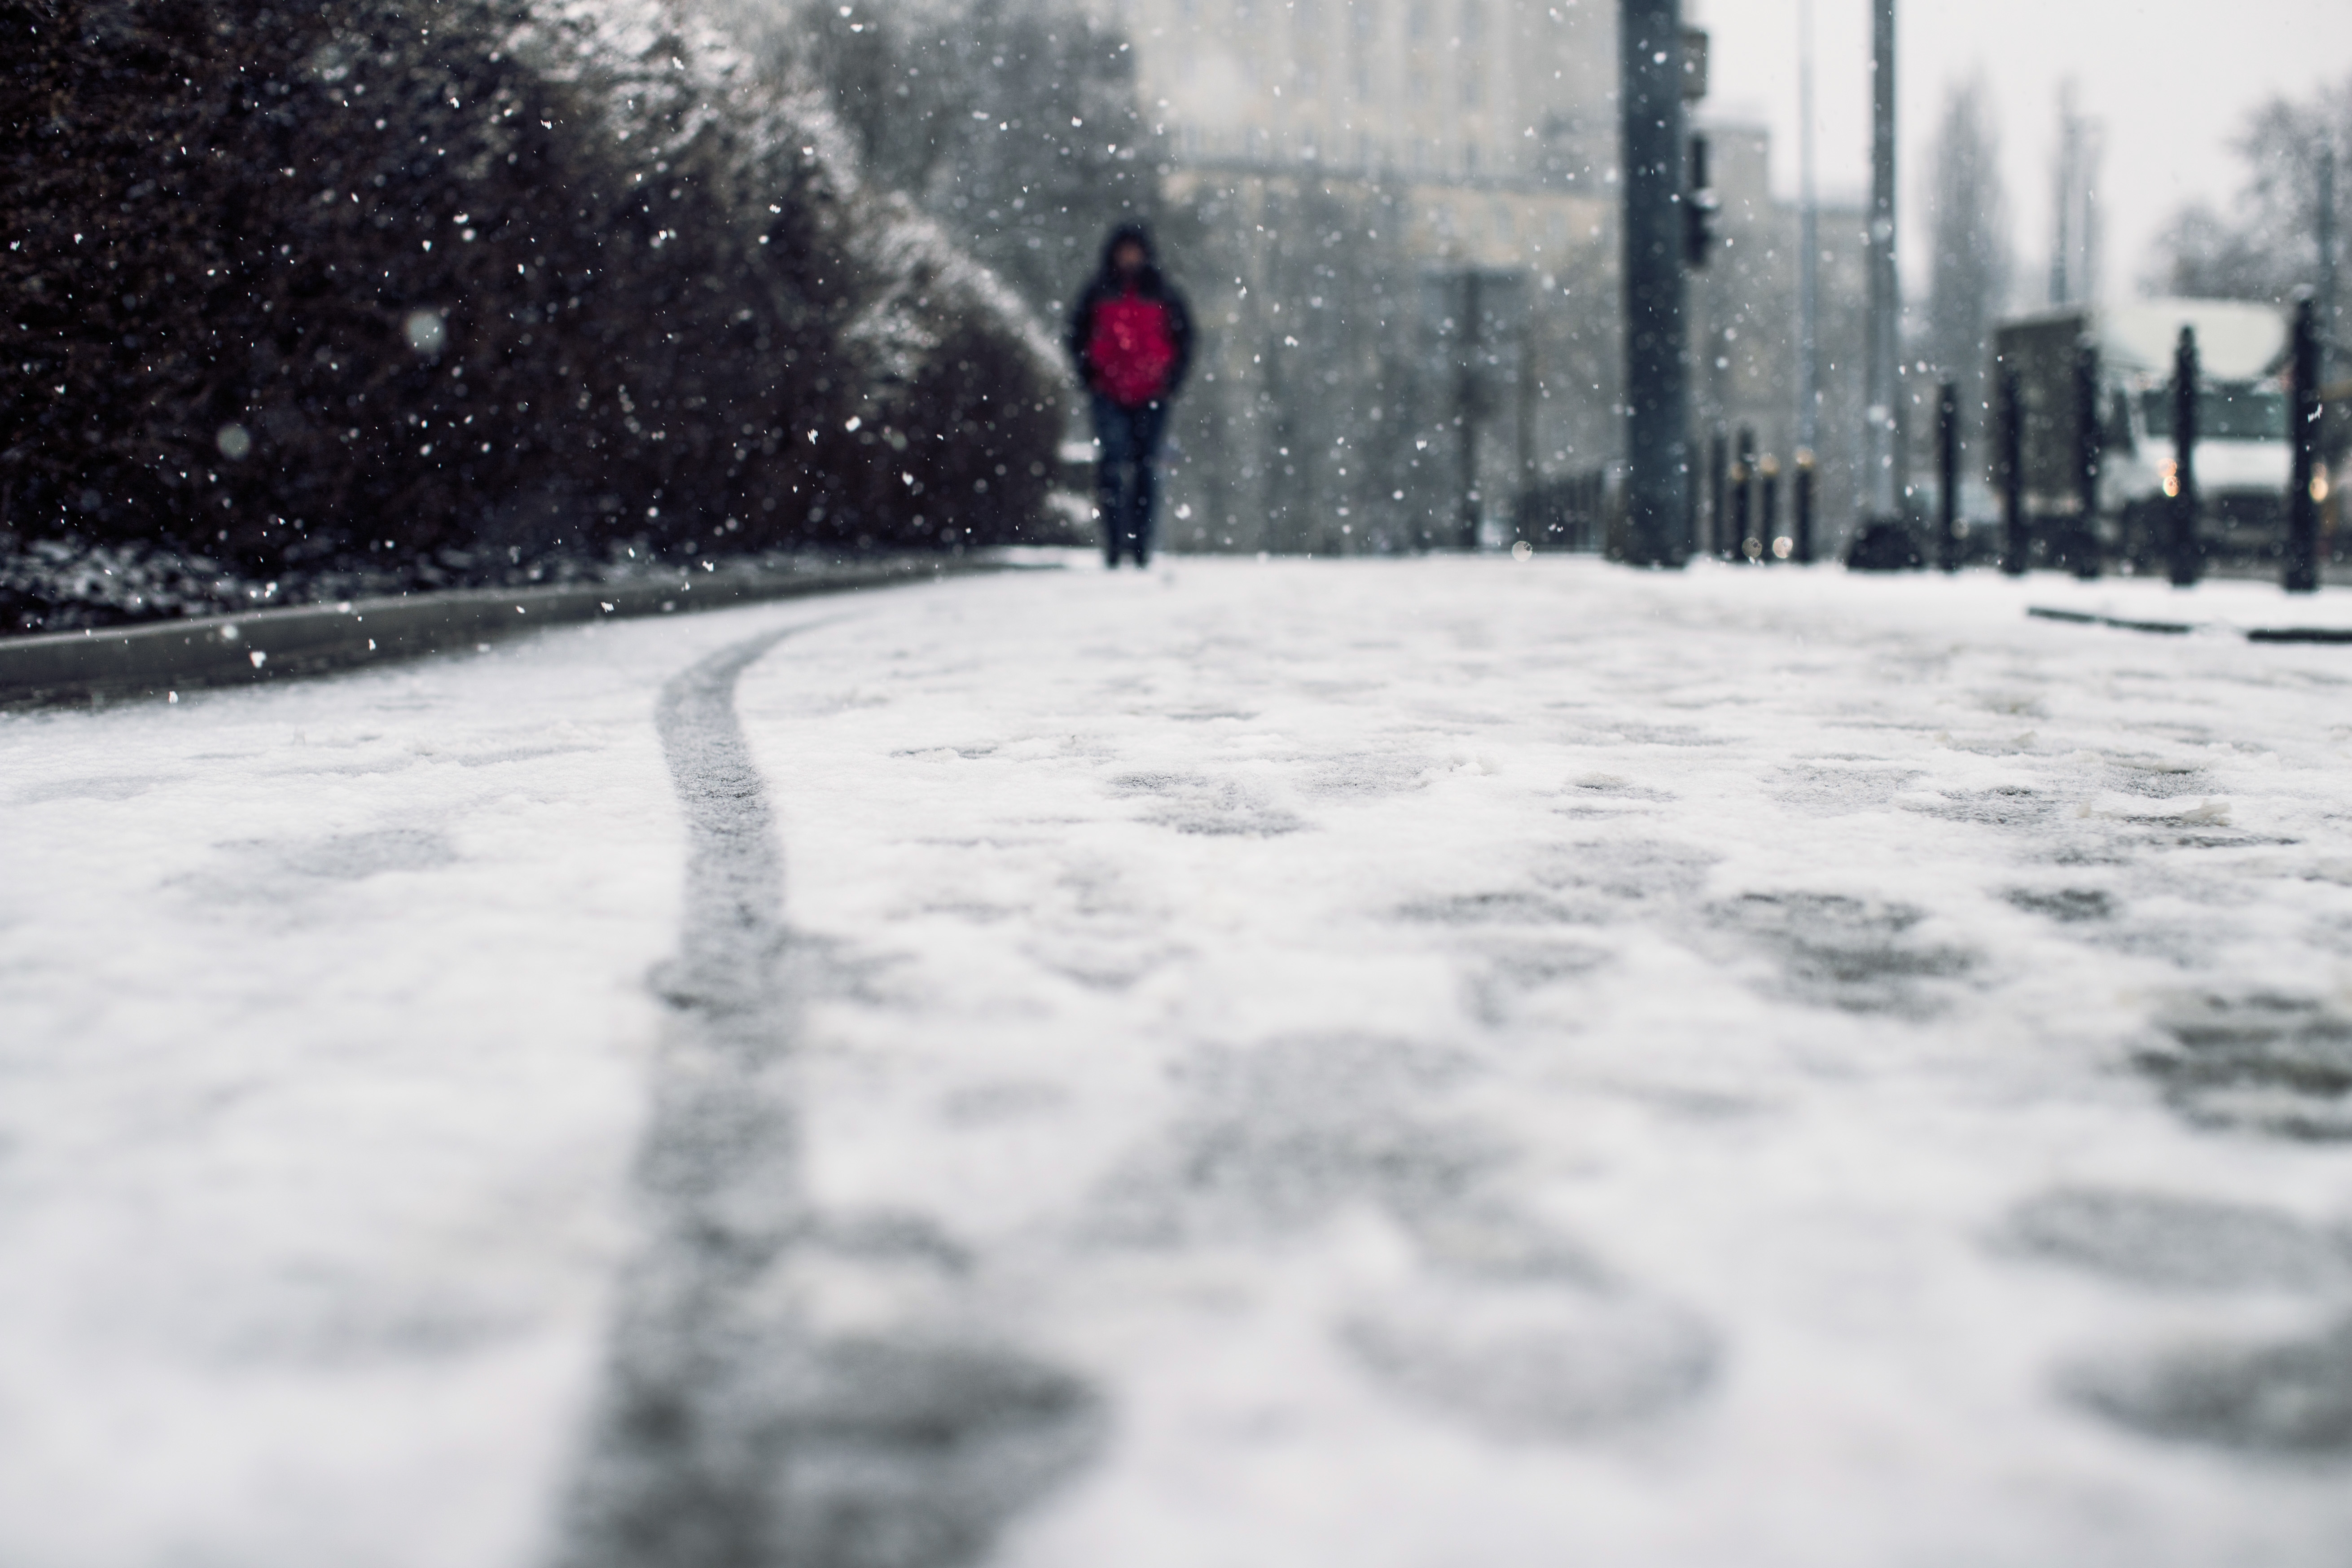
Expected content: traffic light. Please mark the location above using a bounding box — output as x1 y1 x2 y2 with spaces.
1686 133 1719 269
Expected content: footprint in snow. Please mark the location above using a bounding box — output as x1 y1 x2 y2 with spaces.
2001 1184 2352 1455
2134 990 2352 1142
1083 1032 1720 1439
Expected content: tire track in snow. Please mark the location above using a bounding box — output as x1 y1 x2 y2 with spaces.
556 627 1101 1568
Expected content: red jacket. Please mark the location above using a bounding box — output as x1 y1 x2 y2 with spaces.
1069 266 1194 408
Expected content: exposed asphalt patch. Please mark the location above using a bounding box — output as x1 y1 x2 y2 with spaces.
2004 887 2117 924
1904 787 2061 829
556 628 1101 1568
1107 769 1304 836
1084 1033 1720 1438
180 824 461 905
278 826 460 882
1086 1033 1500 1244
1706 892 1976 1016
1461 940 1615 1026
1396 891 1590 927
2066 1315 2352 1455
2003 1187 2352 1292
2136 992 2352 1141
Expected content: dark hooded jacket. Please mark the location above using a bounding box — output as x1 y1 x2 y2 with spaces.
1067 223 1194 405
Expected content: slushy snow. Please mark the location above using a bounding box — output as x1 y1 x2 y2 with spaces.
5 557 2352 1566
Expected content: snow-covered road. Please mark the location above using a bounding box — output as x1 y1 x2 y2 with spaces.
7 557 2352 1566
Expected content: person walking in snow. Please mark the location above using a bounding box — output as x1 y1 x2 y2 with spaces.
1069 223 1192 568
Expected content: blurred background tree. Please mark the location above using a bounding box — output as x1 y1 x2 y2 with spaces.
1923 76 2012 405
2143 70 2352 307
732 0 1165 317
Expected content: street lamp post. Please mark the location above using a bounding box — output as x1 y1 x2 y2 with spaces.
1796 0 1820 476
1863 0 1899 526
1936 380 1959 572
1618 0 1692 567
1458 271 1485 552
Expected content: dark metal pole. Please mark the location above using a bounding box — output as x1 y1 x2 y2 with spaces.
1619 0 1691 567
1760 455 1782 561
1686 133 1715 269
1936 379 1960 572
1999 367 2026 575
2322 151 2341 565
2169 325 2201 588
1708 425 1729 558
1797 0 1819 462
1732 426 1754 561
2288 291 2321 593
2072 334 2102 579
1794 451 1817 563
1516 307 1538 516
2321 146 2338 397
1459 272 1482 552
1863 0 1898 521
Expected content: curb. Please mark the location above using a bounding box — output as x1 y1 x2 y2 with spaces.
1 554 1032 710
2025 606 2194 636
2027 606 2352 644
2245 626 2352 644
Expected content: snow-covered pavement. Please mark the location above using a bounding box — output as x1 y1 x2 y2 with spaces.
7 557 2352 1566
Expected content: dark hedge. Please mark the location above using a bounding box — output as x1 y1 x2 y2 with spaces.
1 0 1068 629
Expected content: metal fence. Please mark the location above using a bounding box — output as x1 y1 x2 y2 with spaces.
1511 468 1614 553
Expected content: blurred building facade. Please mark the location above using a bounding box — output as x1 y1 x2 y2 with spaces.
1082 0 1873 558
1691 122 1873 558
1111 0 1612 182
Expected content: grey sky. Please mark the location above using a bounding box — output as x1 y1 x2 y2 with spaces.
1690 0 2352 305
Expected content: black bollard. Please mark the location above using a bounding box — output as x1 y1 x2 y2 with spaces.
1937 379 1960 573
1794 450 1817 563
1709 426 1730 558
1999 368 2027 575
2072 335 2103 579
2169 325 2201 587
1457 273 1483 553
1732 426 1755 562
1760 455 1782 560
2288 293 2321 593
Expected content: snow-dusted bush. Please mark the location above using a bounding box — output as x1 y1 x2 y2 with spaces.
732 0 1164 323
1 0 1065 628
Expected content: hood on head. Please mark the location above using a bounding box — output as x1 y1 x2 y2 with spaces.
1101 222 1156 275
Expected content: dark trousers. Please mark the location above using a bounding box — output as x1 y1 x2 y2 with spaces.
1091 394 1169 567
